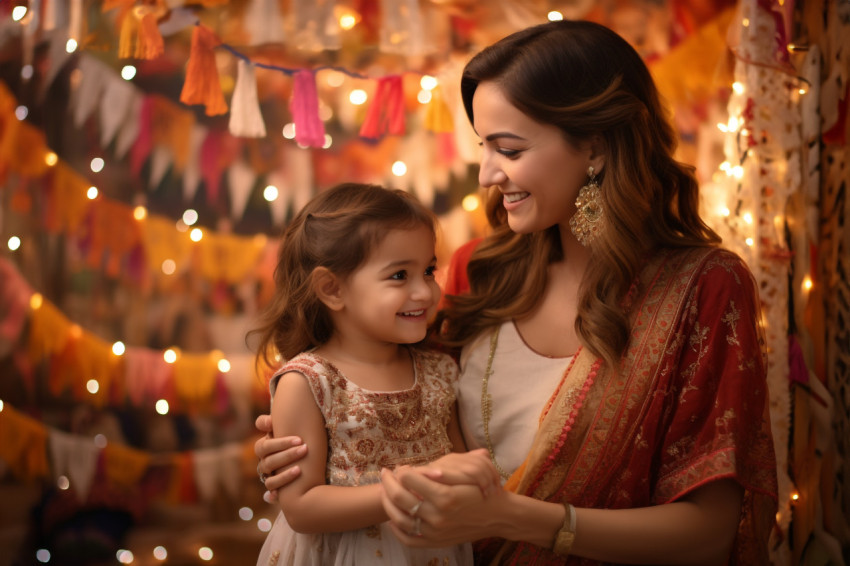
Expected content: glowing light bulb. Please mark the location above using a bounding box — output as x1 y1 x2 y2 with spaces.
12 6 28 21
45 152 58 166
7 236 21 251
163 349 178 364
87 186 99 200
87 379 100 394
547 11 564 21
190 228 203 242
420 75 438 91
90 157 104 173
182 209 199 226
462 194 480 212
156 399 169 415
133 206 147 220
218 359 231 373
66 39 78 53
264 185 279 202
121 65 137 81
392 161 407 176
802 276 813 291
349 89 367 105
112 341 126 355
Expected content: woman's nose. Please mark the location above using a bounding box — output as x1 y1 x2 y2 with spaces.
478 152 507 188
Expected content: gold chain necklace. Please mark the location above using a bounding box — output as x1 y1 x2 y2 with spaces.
481 325 586 482
481 326 513 480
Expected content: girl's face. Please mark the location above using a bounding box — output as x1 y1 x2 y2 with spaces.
473 81 597 236
337 224 441 346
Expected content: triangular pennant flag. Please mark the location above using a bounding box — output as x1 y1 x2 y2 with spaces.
244 0 285 45
99 75 136 148
148 146 173 190
424 85 454 133
183 124 207 203
48 430 99 502
73 56 109 128
219 444 242 500
285 144 315 213
229 60 266 138
114 93 143 158
265 169 289 228
227 160 257 221
192 448 220 502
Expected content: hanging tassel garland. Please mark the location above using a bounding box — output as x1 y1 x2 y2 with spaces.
229 60 267 138
289 70 325 148
179 25 228 116
359 75 405 140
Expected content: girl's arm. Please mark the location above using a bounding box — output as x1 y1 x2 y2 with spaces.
273 371 387 534
381 456 743 566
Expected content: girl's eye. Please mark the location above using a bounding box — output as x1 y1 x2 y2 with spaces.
390 271 407 281
424 265 437 277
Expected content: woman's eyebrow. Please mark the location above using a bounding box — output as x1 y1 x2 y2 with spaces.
485 132 526 142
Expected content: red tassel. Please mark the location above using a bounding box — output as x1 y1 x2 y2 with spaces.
179 25 227 116
359 75 405 140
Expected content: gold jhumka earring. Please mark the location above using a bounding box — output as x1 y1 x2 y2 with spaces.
569 166 604 246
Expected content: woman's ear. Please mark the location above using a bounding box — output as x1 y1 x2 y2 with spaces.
312 267 344 311
588 135 606 176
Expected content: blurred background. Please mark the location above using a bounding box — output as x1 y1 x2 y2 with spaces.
0 0 847 564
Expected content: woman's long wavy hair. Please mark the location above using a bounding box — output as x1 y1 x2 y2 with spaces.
250 183 436 368
436 20 720 368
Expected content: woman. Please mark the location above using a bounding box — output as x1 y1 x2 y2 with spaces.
255 20 778 565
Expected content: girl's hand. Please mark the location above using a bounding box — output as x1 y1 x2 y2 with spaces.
417 449 501 496
380 464 510 547
254 414 308 500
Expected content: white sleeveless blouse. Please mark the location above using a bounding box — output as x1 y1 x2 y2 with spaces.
457 320 572 482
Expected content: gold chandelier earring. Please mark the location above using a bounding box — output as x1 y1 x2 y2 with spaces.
569 166 604 246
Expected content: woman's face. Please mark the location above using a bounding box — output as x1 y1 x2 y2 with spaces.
472 81 596 235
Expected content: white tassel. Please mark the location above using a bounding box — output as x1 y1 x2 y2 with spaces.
228 60 267 138
49 430 99 503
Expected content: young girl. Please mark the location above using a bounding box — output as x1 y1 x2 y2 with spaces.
251 183 474 566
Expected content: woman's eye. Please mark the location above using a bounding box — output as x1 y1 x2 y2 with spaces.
424 265 437 277
390 271 407 280
497 148 520 158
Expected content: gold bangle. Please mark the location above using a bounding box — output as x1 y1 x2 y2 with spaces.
552 503 576 557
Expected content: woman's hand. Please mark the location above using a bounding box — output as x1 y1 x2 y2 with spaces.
379 450 507 547
254 414 308 500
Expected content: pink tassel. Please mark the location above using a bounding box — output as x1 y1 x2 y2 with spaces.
359 75 405 140
289 70 325 148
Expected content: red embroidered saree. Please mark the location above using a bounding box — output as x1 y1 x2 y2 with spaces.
445 243 778 565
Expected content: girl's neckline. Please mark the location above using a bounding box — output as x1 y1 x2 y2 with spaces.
305 346 420 394
509 320 574 360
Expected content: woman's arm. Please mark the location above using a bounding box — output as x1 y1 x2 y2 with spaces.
381 458 743 566
272 371 387 534
255 414 306 498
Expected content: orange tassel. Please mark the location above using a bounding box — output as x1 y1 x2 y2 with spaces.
136 10 164 59
117 8 140 59
179 25 228 116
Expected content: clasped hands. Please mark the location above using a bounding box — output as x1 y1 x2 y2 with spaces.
255 415 504 546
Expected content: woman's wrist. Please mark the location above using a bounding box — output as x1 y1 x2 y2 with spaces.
496 491 565 548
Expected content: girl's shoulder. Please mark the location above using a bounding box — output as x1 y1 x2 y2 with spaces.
410 346 460 382
270 351 339 395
